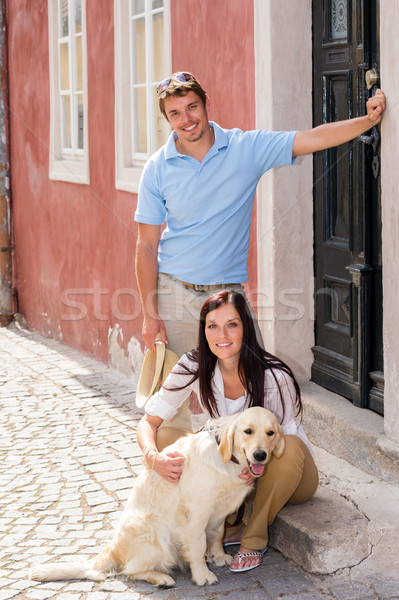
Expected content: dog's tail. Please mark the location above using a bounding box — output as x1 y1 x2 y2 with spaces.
29 560 104 582
30 544 118 582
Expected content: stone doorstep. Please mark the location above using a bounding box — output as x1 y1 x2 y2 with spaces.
268 486 370 575
300 381 399 486
269 380 399 576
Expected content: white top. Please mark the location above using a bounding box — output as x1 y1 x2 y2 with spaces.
145 353 313 455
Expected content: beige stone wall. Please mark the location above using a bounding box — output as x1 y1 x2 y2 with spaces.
380 0 399 443
254 0 314 380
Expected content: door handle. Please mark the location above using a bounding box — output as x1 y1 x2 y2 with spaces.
358 126 380 153
365 68 379 90
358 126 381 178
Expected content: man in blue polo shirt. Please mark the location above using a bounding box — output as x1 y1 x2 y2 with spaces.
135 72 385 356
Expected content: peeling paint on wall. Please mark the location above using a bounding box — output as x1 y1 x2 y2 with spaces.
108 324 144 384
128 335 145 377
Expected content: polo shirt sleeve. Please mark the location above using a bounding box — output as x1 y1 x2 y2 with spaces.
250 129 297 174
134 158 166 225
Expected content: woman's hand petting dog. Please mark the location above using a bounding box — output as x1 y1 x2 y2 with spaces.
238 467 256 486
153 450 186 483
156 450 254 486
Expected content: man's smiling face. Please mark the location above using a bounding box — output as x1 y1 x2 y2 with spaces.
164 90 211 145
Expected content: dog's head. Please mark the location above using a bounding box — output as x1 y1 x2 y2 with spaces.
217 407 285 477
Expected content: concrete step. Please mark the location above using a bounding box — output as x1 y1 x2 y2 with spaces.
269 486 369 574
300 381 399 485
268 385 399 577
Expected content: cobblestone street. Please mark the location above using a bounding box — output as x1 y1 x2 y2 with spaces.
1 322 398 600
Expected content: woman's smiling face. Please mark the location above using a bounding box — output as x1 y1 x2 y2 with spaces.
204 303 244 361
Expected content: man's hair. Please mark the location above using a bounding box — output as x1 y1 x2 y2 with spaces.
158 72 207 119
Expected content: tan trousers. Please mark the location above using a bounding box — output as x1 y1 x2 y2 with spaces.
156 429 318 551
239 435 318 549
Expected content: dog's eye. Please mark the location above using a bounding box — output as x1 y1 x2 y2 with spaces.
267 430 275 437
244 428 253 435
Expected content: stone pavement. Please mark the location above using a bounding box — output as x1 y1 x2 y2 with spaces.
1 321 399 600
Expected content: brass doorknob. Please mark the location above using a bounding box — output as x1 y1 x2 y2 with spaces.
365 68 379 90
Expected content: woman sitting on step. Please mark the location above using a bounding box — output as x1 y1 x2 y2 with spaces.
136 290 319 572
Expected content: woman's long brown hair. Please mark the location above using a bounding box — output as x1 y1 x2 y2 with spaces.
165 290 302 420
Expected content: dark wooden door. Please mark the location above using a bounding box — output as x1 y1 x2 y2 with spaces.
312 0 383 414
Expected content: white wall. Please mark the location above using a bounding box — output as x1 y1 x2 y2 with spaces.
254 0 314 380
380 0 399 443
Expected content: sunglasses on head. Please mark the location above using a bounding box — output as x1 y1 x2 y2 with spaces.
156 72 193 95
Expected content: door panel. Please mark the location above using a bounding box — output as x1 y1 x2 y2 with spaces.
312 0 383 414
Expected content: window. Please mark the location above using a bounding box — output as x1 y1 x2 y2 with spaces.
115 0 171 193
48 0 89 183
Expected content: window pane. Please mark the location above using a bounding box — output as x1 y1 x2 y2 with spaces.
133 87 147 153
330 0 348 40
152 12 165 81
75 0 82 33
132 17 146 84
152 0 163 8
153 86 168 150
61 95 72 148
60 0 69 36
76 93 84 149
132 0 145 15
60 42 70 90
75 35 82 90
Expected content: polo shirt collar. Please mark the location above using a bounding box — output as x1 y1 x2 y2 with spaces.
211 121 229 150
164 121 228 160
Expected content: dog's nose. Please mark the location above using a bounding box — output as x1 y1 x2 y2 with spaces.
253 450 267 462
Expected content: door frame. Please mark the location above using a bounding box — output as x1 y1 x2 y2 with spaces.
311 0 384 414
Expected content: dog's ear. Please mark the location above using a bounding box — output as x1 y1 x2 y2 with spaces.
273 425 285 458
218 417 238 463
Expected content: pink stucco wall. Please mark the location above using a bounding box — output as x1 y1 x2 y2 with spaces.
8 0 138 363
171 0 255 130
7 0 257 364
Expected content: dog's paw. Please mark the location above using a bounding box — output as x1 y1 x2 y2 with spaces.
155 574 175 588
211 552 233 567
192 569 218 586
127 571 175 587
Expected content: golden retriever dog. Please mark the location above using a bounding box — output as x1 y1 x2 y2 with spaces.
30 406 284 588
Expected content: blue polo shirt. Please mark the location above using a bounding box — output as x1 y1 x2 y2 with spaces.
135 121 297 284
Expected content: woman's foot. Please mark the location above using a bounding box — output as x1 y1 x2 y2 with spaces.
223 525 244 546
229 545 266 572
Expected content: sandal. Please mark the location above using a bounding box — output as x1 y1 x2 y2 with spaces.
229 547 267 573
223 523 245 548
223 541 241 548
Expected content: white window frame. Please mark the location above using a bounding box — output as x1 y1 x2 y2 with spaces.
48 0 89 184
114 0 171 193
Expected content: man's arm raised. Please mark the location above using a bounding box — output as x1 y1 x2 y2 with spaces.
135 223 168 350
293 89 386 157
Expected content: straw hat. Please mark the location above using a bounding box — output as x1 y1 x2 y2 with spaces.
136 337 179 408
